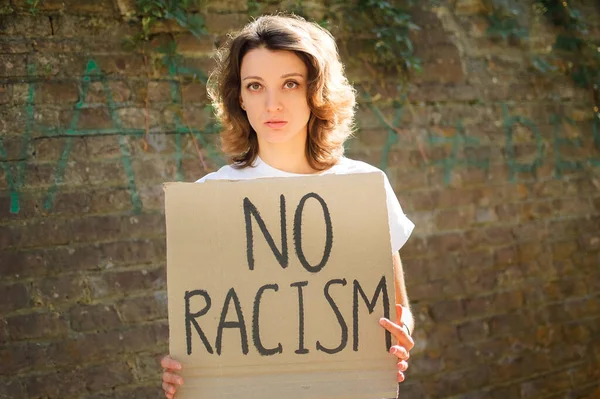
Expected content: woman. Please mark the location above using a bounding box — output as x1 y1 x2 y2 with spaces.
161 14 415 399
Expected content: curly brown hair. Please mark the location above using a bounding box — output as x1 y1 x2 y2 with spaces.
207 14 357 170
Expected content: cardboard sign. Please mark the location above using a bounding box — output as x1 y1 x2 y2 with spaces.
164 172 397 399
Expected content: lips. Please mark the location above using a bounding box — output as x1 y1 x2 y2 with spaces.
265 120 288 129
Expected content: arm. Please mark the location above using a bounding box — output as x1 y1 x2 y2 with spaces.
392 252 414 335
378 251 415 383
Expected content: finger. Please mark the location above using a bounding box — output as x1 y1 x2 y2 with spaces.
161 355 183 371
397 360 409 372
389 345 409 360
395 304 404 326
379 318 414 349
397 371 405 383
162 382 176 396
163 371 184 386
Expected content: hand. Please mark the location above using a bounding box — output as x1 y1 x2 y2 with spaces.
378 304 414 383
161 355 184 399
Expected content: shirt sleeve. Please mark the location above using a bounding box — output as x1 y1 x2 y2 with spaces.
383 173 414 252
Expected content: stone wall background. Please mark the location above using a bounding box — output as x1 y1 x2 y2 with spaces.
0 0 599 398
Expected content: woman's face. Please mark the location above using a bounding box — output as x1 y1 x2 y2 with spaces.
239 48 311 150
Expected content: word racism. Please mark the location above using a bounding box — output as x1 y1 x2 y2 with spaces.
183 193 392 357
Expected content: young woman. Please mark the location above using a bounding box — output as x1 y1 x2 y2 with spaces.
161 14 415 399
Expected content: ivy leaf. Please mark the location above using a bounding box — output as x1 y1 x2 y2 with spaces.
554 34 584 52
531 55 558 74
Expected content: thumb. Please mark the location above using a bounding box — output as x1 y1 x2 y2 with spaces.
396 303 404 326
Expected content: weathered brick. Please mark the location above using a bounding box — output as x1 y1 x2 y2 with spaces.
52 15 135 38
0 14 53 37
430 366 490 397
24 369 86 399
60 107 114 130
0 84 12 104
88 266 166 300
430 299 464 323
62 0 116 16
93 54 148 76
116 107 161 129
131 352 162 382
520 370 571 398
86 384 163 399
83 359 136 391
494 245 517 266
6 311 68 340
0 282 30 314
427 233 463 253
31 136 88 162
146 80 172 103
35 81 79 104
84 80 132 104
118 292 168 324
180 81 208 104
407 353 445 375
0 54 27 77
174 33 215 57
0 345 28 376
551 239 578 261
204 12 248 34
0 378 25 398
568 361 600 388
435 206 475 231
0 38 31 53
131 156 178 184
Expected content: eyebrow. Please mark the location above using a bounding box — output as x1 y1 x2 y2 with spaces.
242 73 304 81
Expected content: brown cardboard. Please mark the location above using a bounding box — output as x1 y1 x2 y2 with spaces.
164 172 398 399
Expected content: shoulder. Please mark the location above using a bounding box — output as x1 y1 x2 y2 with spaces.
195 164 249 183
334 157 386 176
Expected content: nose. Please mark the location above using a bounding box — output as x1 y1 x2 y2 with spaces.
265 89 283 112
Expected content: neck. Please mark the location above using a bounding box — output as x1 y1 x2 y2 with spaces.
258 139 315 174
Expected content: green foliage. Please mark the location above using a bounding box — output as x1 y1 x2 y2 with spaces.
533 1 599 96
486 14 528 41
0 4 13 15
322 0 422 80
135 0 207 40
26 0 40 15
484 0 528 42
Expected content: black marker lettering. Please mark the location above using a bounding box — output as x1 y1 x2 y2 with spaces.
352 276 391 351
316 278 348 354
293 193 333 273
215 288 249 355
244 195 288 271
291 281 309 354
184 290 213 355
253 283 283 356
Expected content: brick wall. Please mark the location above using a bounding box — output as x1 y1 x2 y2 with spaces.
1 0 599 398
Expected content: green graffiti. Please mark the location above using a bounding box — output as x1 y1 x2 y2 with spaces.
589 115 600 167
361 91 404 172
161 44 225 180
427 119 489 186
502 103 545 182
0 63 36 213
43 60 143 213
551 113 583 178
593 114 600 150
0 51 224 214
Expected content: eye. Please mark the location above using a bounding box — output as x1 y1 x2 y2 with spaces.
284 81 299 89
247 82 262 91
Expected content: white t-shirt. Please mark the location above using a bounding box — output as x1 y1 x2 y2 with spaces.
195 156 414 253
